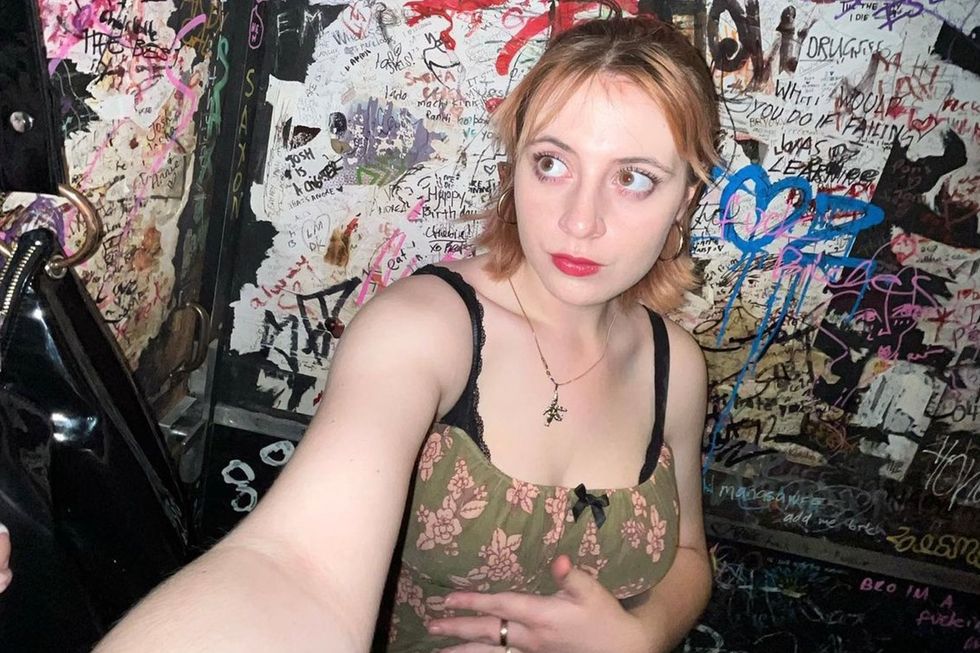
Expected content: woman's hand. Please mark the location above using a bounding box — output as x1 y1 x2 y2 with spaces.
427 555 655 653
0 523 11 593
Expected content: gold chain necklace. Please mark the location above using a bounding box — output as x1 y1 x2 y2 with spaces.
507 277 619 427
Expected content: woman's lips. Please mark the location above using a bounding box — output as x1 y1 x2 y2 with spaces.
551 253 602 277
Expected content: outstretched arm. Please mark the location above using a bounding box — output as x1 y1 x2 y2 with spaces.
96 276 473 652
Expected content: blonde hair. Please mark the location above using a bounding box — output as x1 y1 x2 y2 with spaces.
476 15 720 312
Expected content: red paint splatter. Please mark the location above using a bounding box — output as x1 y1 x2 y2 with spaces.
405 0 639 75
496 0 640 74
485 97 504 114
404 0 509 49
344 217 359 237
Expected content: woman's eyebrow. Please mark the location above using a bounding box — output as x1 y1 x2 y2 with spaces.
526 135 675 175
617 156 675 175
525 135 574 153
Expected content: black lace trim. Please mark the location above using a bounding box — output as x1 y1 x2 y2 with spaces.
412 265 490 460
638 308 669 484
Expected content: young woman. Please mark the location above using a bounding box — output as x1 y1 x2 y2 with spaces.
98 15 719 653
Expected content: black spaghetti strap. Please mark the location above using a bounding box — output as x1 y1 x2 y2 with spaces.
411 265 490 458
638 309 670 483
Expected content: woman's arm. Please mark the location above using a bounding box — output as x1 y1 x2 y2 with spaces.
622 323 712 652
96 276 473 652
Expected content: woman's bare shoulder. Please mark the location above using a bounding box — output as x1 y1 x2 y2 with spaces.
344 266 479 410
350 269 473 350
660 315 708 443
661 316 705 370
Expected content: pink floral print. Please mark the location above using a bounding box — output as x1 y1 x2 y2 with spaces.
620 518 644 549
480 528 525 582
646 505 668 562
578 521 602 558
447 458 473 498
391 429 681 651
630 488 648 518
576 522 608 577
394 568 425 620
505 479 540 513
387 614 400 645
418 430 451 481
543 492 569 545
424 593 456 618
611 578 650 599
416 458 487 554
449 528 525 592
416 495 464 553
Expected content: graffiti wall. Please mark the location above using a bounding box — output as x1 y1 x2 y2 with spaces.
690 539 980 652
215 0 979 585
0 0 226 392
691 0 980 575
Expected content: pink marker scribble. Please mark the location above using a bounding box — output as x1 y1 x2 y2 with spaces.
124 14 207 234
356 229 406 306
404 0 639 75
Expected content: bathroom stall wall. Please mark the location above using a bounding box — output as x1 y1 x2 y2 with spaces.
695 0 980 585
0 0 230 410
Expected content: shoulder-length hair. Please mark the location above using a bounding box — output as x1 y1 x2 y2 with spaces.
475 14 720 312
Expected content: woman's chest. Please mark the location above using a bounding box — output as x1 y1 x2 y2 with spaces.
476 357 657 488
402 428 680 600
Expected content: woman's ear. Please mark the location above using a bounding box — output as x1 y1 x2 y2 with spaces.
685 182 698 206
673 183 698 224
496 161 512 185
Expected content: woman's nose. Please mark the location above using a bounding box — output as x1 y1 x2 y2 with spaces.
558 181 606 239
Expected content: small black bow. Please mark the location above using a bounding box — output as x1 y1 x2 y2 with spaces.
572 484 610 530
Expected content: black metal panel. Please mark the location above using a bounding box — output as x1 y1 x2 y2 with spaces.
0 0 64 194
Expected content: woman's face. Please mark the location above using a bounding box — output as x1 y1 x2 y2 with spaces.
512 75 694 306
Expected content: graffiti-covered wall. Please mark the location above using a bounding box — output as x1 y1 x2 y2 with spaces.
216 0 979 584
692 0 980 577
0 0 227 396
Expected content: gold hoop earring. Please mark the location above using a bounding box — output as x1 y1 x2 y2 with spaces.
660 222 686 262
496 186 516 225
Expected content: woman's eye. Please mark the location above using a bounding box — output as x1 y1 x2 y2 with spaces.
535 155 568 178
618 169 655 193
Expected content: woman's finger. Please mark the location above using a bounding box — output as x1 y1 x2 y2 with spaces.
429 614 528 647
439 644 523 653
549 555 598 600
446 590 547 622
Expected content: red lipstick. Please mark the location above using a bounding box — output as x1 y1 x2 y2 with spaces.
551 253 602 277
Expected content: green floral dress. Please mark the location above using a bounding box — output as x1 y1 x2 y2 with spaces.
380 266 681 652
